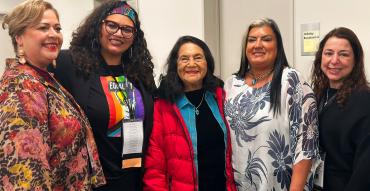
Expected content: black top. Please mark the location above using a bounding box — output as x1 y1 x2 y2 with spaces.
319 89 370 191
185 89 226 191
52 50 154 191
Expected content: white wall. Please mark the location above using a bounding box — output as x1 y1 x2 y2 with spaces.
3 1 370 82
0 0 206 81
49 0 94 49
204 0 221 76
0 0 24 73
294 0 370 81
0 0 94 74
220 0 294 80
138 0 204 81
0 24 14 71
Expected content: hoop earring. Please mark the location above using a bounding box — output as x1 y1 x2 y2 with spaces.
91 38 100 52
17 48 26 64
52 60 57 69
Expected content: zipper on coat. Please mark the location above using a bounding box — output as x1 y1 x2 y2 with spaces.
168 175 172 190
173 106 199 191
178 118 198 191
175 115 198 191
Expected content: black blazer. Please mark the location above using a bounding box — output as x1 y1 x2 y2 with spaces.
50 50 154 190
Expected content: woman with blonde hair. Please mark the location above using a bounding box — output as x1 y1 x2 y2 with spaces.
0 0 105 190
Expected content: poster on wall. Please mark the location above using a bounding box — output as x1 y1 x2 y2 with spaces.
0 13 6 21
301 23 320 56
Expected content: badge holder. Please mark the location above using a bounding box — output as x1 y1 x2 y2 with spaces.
121 119 144 169
313 152 325 190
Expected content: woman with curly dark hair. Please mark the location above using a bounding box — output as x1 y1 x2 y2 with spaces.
312 27 370 190
50 1 156 190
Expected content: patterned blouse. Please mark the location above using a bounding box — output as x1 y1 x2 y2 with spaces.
0 59 106 190
224 68 319 191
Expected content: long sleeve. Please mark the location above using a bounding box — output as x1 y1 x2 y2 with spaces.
143 101 168 191
0 77 52 190
225 122 237 191
286 71 319 164
285 70 319 190
345 97 370 190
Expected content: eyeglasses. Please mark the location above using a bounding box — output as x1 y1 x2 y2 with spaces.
102 20 136 39
178 55 206 64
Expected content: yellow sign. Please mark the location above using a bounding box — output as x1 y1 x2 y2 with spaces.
303 30 320 53
301 23 320 56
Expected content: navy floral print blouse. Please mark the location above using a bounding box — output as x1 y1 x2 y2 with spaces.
225 68 319 191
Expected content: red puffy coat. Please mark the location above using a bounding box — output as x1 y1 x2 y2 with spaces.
143 88 236 191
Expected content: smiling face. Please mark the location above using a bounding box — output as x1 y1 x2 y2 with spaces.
15 9 63 70
177 43 207 92
246 25 277 71
321 37 355 89
99 14 134 59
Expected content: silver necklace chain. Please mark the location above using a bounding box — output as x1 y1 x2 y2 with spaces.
195 93 205 115
324 89 329 106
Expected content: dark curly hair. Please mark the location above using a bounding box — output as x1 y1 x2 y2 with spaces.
69 0 155 93
311 27 369 106
235 18 289 115
158 35 223 102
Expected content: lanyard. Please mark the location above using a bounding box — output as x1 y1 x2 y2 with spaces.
102 61 136 119
318 88 336 114
111 76 136 119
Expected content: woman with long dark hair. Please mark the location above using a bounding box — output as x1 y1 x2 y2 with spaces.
51 1 155 190
143 36 236 191
224 18 319 190
312 27 370 190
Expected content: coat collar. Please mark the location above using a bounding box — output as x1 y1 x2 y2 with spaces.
5 58 56 88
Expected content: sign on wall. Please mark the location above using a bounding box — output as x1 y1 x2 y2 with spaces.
301 23 320 56
0 13 5 21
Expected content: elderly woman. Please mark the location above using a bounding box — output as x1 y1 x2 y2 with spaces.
50 1 155 190
312 27 370 190
0 0 105 190
224 18 319 191
143 36 236 191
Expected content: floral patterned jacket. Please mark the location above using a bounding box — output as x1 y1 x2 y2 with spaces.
0 59 106 190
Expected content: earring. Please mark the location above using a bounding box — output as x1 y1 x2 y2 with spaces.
17 48 26 64
129 47 133 58
91 38 99 52
52 60 57 69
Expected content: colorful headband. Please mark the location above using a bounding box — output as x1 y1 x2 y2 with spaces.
109 3 136 24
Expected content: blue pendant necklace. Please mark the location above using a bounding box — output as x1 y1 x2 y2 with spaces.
250 69 274 85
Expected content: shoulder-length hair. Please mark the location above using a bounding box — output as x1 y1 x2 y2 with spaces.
2 0 58 53
312 27 369 105
158 35 223 102
235 18 289 115
69 0 155 93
